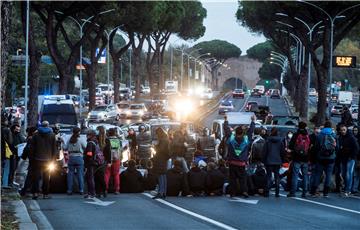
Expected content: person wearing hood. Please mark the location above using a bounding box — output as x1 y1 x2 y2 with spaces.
29 121 57 199
120 159 144 193
263 127 285 197
166 159 189 196
337 124 359 196
287 122 311 198
341 106 354 128
310 121 337 197
227 115 256 198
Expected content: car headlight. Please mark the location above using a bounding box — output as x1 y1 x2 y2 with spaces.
48 162 56 172
126 111 131 115
139 111 144 116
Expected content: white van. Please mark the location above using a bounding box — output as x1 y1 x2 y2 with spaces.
338 91 353 105
254 85 265 95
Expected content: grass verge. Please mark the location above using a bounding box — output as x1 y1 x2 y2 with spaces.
1 190 20 230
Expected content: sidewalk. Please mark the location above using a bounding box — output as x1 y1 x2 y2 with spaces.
1 188 37 230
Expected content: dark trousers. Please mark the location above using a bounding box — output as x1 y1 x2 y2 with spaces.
94 165 106 195
86 166 96 196
229 164 248 195
31 161 50 195
9 155 18 185
20 164 33 196
266 165 280 195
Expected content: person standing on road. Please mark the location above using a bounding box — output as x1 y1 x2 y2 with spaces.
341 106 354 128
310 121 337 198
1 117 13 188
196 127 216 160
127 128 137 160
9 123 26 187
352 126 360 194
226 115 256 198
170 129 189 173
29 121 57 199
287 122 311 198
84 130 98 198
152 127 170 199
136 125 152 164
263 127 285 198
103 128 122 195
95 126 107 198
337 124 359 196
64 127 86 195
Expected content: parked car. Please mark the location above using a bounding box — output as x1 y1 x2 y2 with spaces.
251 89 262 98
126 103 148 119
87 105 119 122
218 101 234 114
270 89 281 99
232 89 245 99
331 105 343 117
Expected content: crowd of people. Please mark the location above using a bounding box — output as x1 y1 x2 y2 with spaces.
1 111 360 200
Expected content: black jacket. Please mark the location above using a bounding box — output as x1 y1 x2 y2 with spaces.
30 127 57 162
120 167 144 193
153 138 170 175
171 132 187 158
143 168 158 191
289 129 310 162
1 126 13 159
206 169 225 191
187 167 207 192
263 136 284 165
166 167 189 196
338 131 359 162
341 110 354 127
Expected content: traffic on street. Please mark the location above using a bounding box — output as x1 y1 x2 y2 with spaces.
1 1 360 230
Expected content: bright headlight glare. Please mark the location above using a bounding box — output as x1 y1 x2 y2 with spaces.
48 162 56 172
139 111 144 115
126 111 131 115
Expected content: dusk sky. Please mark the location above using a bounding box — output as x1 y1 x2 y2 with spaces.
169 0 267 55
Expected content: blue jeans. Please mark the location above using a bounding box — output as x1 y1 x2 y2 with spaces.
341 160 355 193
313 162 335 194
291 161 309 194
352 166 360 193
67 156 84 193
158 174 167 196
2 159 10 187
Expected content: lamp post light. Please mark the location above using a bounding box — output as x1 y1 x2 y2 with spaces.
270 57 289 96
277 29 303 74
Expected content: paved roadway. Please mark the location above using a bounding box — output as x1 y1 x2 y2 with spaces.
24 94 360 230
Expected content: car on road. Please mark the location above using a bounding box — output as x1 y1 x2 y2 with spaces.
218 101 234 114
250 89 262 98
330 94 338 103
117 102 131 118
254 85 265 95
95 95 105 105
87 105 119 122
120 88 132 100
270 89 281 99
232 89 245 99
126 103 148 119
141 86 151 94
245 101 258 112
331 105 343 117
309 88 318 97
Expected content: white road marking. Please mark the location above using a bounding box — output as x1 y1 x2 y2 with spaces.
143 193 238 230
276 193 360 215
240 95 250 112
228 197 259 204
85 197 115 206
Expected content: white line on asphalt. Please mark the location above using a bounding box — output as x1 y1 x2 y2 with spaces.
276 193 360 215
228 197 259 204
84 197 115 206
349 195 360 200
142 193 238 230
239 95 250 112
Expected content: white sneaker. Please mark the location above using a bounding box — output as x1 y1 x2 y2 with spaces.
344 192 350 197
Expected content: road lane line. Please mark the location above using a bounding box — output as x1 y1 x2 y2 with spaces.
275 193 360 215
240 95 250 112
142 193 238 230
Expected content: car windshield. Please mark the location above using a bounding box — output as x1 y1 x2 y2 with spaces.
130 105 144 110
93 106 107 111
221 102 232 107
120 89 129 93
99 86 108 91
118 104 129 109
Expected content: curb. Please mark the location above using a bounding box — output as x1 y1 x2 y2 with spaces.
12 200 38 230
25 200 54 230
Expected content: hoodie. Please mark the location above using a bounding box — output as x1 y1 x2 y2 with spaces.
226 121 255 162
120 167 144 193
315 128 337 161
338 131 359 162
263 136 285 165
30 127 57 161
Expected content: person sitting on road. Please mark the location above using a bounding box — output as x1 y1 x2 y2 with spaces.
143 160 158 191
120 159 144 193
166 160 189 196
206 162 225 196
188 161 208 196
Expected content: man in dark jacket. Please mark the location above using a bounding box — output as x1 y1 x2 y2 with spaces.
287 122 311 198
166 160 189 196
263 127 284 197
310 121 337 197
170 130 189 173
187 161 207 196
206 162 225 196
226 115 256 198
120 159 144 193
29 121 57 199
337 124 359 196
136 125 152 163
341 106 353 127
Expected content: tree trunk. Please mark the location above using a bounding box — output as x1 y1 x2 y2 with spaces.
133 48 142 100
298 64 308 119
87 65 97 110
112 58 120 103
1 1 12 109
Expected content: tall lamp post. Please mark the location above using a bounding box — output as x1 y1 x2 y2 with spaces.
270 53 289 96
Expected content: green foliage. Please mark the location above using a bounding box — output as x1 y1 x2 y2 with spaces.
246 40 275 62
178 1 206 40
258 60 282 81
194 39 241 61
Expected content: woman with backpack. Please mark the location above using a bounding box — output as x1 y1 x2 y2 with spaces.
95 126 107 198
152 128 171 199
103 128 122 194
65 127 86 195
84 130 98 198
